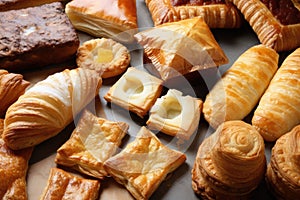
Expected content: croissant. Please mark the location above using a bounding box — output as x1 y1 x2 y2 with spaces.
3 68 102 150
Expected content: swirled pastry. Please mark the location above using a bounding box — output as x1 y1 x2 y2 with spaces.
266 125 300 199
203 44 278 129
252 47 300 142
3 68 102 150
192 120 266 199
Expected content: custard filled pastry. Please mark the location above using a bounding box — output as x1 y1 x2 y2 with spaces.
203 44 278 129
252 47 300 142
192 120 266 199
55 109 129 179
3 68 102 150
266 125 300 199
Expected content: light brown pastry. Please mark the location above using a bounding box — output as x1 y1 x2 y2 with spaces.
76 38 131 78
230 0 300 52
203 44 279 129
65 0 138 43
145 0 242 28
192 120 266 199
0 0 61 11
3 68 102 150
40 167 100 200
0 69 30 117
252 47 300 142
135 17 229 80
104 126 186 200
266 125 300 199
55 109 129 179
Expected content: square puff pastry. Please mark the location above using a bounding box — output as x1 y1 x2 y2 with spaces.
147 89 203 140
104 67 163 118
55 109 129 179
65 0 138 43
104 126 186 200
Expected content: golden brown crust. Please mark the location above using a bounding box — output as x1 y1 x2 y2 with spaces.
0 0 61 11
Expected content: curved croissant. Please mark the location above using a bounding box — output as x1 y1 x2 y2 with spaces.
3 68 102 150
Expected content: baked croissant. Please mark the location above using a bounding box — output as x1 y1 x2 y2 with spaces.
203 44 279 129
3 68 102 150
252 47 300 141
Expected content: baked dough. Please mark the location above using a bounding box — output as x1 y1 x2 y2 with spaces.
40 167 100 200
104 67 163 118
266 125 300 199
65 0 138 43
76 38 131 78
3 68 102 150
192 120 266 199
55 109 129 179
0 0 61 11
145 0 242 28
104 126 186 200
135 17 228 80
252 47 300 142
203 44 279 129
147 89 203 140
230 0 300 52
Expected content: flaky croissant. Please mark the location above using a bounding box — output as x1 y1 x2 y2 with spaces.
3 68 102 150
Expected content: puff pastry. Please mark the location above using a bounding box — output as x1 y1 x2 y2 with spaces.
192 120 266 199
40 167 100 200
76 38 131 78
65 0 138 43
252 47 300 142
55 109 129 179
104 126 186 200
230 0 300 52
135 17 229 80
266 125 300 199
0 69 30 117
3 68 102 150
104 67 163 118
145 0 242 28
203 44 279 129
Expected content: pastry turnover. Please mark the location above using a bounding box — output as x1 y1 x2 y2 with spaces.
203 44 279 129
145 0 242 28
40 167 100 200
3 68 102 150
230 0 300 52
0 69 30 117
55 109 129 179
65 0 138 43
135 17 229 80
104 126 186 200
252 47 300 142
266 125 300 199
147 89 203 140
76 38 131 78
192 120 266 199
104 67 163 118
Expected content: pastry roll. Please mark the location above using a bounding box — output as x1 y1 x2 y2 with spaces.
145 0 242 28
192 120 266 199
104 126 186 200
40 167 100 200
252 47 300 142
3 68 102 150
230 0 300 52
203 44 279 129
55 109 129 179
266 125 300 199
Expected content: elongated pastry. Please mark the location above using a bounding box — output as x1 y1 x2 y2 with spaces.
252 47 300 142
3 68 102 150
230 0 300 52
192 120 266 199
0 0 61 11
266 125 300 199
203 44 278 129
145 0 242 28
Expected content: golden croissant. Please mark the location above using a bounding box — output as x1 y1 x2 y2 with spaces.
3 68 102 150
